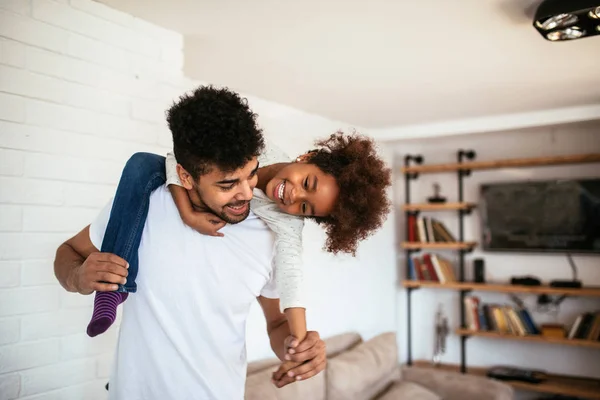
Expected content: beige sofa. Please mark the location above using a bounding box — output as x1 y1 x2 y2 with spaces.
245 332 514 400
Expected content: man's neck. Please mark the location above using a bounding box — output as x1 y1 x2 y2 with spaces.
187 187 209 213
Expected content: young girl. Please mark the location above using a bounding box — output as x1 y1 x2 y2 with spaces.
88 131 391 373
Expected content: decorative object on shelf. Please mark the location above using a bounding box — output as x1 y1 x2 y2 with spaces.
473 258 485 283
541 323 567 339
432 304 449 365
427 183 447 204
511 276 541 286
486 366 547 384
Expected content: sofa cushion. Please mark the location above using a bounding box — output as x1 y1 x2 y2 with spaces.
326 332 399 400
324 332 363 358
375 381 441 400
244 365 326 400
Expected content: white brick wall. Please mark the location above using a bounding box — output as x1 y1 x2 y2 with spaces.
0 1 190 398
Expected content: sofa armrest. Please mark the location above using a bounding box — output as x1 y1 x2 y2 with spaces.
401 367 514 400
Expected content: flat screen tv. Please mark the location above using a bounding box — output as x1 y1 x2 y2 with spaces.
480 178 600 254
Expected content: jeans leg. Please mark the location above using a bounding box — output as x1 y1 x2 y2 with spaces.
100 152 166 293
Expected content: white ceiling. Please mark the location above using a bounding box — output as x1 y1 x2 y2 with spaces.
100 0 600 128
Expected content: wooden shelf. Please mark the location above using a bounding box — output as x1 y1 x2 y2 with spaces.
402 280 600 297
456 329 600 349
401 153 600 174
411 360 600 399
401 241 476 250
402 202 476 212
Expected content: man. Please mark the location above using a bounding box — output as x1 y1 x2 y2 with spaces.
54 85 326 399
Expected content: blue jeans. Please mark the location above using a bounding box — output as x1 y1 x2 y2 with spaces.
101 152 166 293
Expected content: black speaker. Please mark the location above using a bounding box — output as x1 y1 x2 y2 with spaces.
474 259 485 283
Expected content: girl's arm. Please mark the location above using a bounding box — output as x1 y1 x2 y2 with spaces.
165 152 226 236
252 204 308 373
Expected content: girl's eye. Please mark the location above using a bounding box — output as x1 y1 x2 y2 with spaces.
301 203 307 214
304 177 309 189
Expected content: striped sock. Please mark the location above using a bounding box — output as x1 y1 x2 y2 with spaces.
87 291 128 337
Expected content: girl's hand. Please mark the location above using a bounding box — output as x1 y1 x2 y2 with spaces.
184 211 226 237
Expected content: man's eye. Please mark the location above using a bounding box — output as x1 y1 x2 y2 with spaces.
220 184 235 191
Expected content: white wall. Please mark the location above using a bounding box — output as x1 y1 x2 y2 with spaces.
390 121 600 398
0 1 397 398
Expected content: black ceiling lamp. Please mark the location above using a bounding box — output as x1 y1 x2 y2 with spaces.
533 0 600 41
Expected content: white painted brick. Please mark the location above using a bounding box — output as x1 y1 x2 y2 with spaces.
63 83 131 117
0 149 25 176
0 339 60 373
60 291 93 309
159 46 184 70
0 0 32 15
0 373 20 400
96 354 113 379
157 125 173 148
25 99 156 144
0 317 20 345
64 183 116 208
21 358 96 396
0 64 130 116
19 380 108 400
0 262 20 287
0 233 66 260
24 153 123 185
0 206 22 232
21 260 55 286
21 308 90 341
24 45 158 101
0 177 64 206
0 64 64 103
66 32 131 72
130 54 182 83
0 9 68 53
23 205 99 232
0 121 159 163
32 0 157 58
70 0 134 27
0 92 26 123
0 38 26 68
131 99 168 123
60 331 117 361
0 286 59 316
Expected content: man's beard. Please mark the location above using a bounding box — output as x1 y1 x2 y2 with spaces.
191 187 250 225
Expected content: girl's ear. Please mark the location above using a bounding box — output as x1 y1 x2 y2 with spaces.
295 150 317 163
176 164 195 190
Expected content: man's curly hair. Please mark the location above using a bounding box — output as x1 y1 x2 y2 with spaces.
167 85 264 178
308 131 392 256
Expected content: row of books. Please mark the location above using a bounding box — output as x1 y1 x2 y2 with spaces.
408 253 456 283
407 215 457 243
569 312 600 341
464 296 539 335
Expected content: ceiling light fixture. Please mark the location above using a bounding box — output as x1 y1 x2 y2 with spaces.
533 0 600 41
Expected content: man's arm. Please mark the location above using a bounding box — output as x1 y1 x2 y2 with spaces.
257 296 327 387
54 225 129 294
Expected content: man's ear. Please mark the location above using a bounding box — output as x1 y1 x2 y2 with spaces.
176 164 195 190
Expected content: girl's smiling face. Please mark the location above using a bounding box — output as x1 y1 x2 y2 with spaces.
264 162 339 217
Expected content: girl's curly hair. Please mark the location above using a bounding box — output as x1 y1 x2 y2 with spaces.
307 131 392 255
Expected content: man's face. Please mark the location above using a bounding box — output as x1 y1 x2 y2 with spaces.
179 157 259 224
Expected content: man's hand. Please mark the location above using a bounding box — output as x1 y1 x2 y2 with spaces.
184 211 226 237
70 252 129 295
271 331 326 388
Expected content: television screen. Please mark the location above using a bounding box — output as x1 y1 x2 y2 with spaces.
480 178 600 253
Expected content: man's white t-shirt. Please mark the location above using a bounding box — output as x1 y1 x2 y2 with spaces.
89 186 278 400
